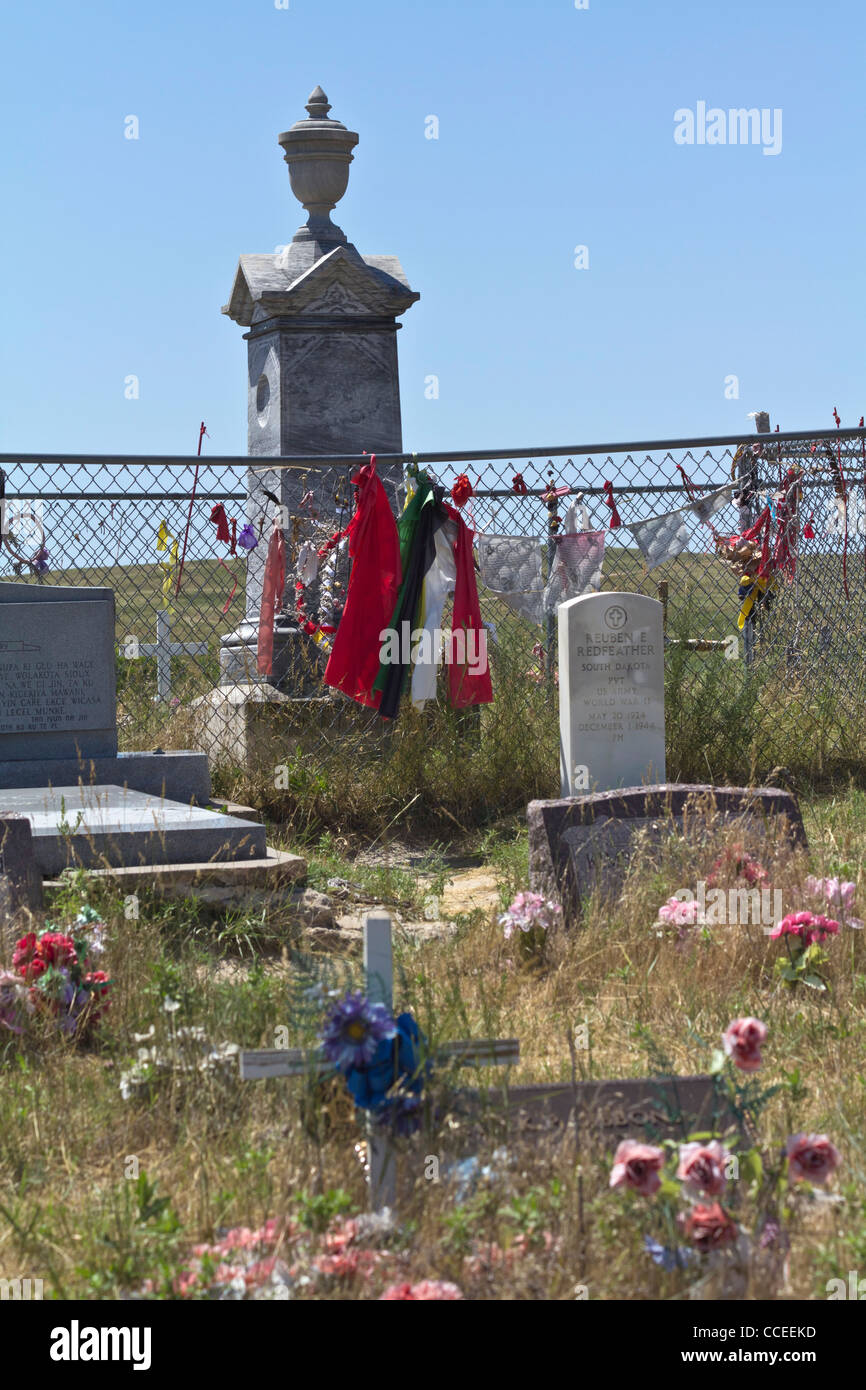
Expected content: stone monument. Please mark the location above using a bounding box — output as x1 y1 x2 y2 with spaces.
219 85 419 690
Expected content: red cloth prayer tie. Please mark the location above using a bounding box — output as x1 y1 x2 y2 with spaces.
257 524 286 676
602 480 622 529
803 516 815 540
512 473 527 495
210 504 230 544
218 558 238 614
451 473 474 507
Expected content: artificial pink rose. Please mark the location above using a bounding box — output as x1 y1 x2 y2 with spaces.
806 875 857 914
677 1141 730 1197
769 911 839 945
609 1139 665 1196
786 1133 841 1185
380 1279 463 1300
682 1202 738 1253
722 1017 768 1072
657 896 699 928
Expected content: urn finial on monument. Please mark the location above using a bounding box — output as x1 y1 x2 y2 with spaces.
278 86 359 249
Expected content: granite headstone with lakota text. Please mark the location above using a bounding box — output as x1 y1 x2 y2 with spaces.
0 583 117 761
558 591 665 796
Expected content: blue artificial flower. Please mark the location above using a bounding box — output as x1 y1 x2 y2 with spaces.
320 991 397 1074
343 1012 429 1114
643 1234 694 1271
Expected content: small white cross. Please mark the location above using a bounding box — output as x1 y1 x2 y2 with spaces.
239 913 519 1212
139 609 209 702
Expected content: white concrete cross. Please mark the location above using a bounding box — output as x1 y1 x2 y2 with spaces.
239 913 519 1211
140 609 209 702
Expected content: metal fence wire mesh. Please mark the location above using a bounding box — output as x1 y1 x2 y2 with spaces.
2 425 865 810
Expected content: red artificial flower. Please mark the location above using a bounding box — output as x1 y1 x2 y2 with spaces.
12 933 38 971
682 1202 738 1253
37 933 78 969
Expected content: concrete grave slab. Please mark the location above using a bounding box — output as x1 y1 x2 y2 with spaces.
2 784 268 877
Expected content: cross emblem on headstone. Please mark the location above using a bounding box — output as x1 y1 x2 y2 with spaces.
239 913 519 1211
139 610 209 702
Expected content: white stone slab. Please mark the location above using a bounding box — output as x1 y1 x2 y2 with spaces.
558 591 665 795
0 784 268 876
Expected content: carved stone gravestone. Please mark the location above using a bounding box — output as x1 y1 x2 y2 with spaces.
558 590 665 796
488 1075 743 1149
0 814 43 942
528 783 807 922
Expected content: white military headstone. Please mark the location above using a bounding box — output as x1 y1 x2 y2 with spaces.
558 590 665 796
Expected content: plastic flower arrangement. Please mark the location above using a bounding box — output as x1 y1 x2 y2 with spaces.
320 990 428 1133
499 891 560 963
9 907 110 1039
805 875 862 928
610 1018 842 1283
706 846 769 888
654 895 700 943
770 910 839 990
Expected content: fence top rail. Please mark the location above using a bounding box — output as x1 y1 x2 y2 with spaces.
1 425 864 473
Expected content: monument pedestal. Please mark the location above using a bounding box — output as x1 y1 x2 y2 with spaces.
218 617 325 695
191 682 347 771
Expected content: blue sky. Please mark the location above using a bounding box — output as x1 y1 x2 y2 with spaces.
0 0 862 458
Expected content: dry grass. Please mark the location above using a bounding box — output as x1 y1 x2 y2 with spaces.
1 791 865 1300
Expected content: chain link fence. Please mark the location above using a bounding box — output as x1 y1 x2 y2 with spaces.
2 425 865 824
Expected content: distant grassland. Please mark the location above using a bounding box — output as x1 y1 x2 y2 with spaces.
4 543 864 831
2 558 249 649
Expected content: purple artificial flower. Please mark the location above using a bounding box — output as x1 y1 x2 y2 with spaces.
237 523 258 552
320 991 397 1073
57 969 93 1033
0 971 33 1034
33 548 49 574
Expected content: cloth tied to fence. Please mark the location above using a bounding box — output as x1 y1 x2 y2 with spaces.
478 534 545 625
256 524 286 676
543 529 606 610
629 483 736 571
